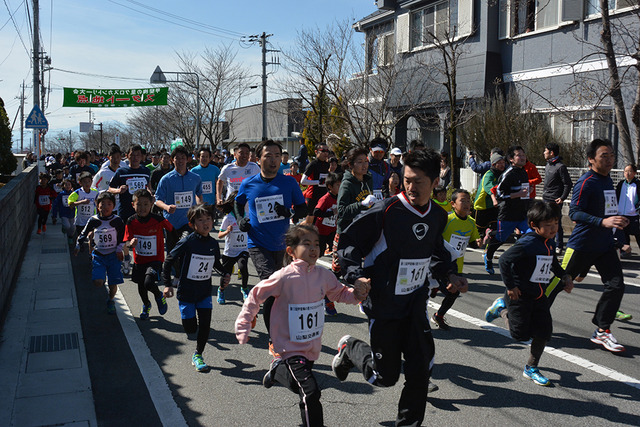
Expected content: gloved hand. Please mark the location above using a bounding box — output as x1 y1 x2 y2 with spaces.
238 217 252 232
273 202 291 218
361 195 377 208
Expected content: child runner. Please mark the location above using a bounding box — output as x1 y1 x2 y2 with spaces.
235 225 370 427
125 189 174 319
68 172 99 238
52 179 76 244
217 191 250 304
162 204 230 372
485 200 573 386
35 172 58 234
431 189 481 330
313 172 341 316
74 192 126 315
432 185 452 214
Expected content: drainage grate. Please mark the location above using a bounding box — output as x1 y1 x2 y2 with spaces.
29 333 79 353
41 248 67 254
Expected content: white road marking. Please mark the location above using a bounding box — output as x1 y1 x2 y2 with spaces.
317 258 640 390
114 289 188 427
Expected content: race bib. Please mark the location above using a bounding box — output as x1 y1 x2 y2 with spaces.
395 258 431 295
321 204 337 227
94 227 117 251
521 183 530 200
229 230 248 251
135 235 157 257
604 190 618 215
186 254 215 281
126 177 147 194
62 195 70 207
202 181 213 194
288 300 324 342
373 189 384 200
449 234 469 259
530 255 553 283
255 194 285 223
38 195 50 206
175 191 194 209
318 173 328 187
77 203 93 221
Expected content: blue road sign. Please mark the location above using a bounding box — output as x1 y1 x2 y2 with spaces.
25 105 49 129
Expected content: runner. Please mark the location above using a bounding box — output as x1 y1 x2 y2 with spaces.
191 147 221 207
300 142 330 225
216 143 260 204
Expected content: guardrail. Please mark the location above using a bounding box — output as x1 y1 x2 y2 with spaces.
0 165 38 324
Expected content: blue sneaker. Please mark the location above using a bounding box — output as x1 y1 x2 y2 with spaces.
483 252 495 274
217 289 226 305
192 352 208 372
106 300 116 315
241 287 250 302
155 295 168 315
140 304 151 320
523 365 550 386
485 297 505 322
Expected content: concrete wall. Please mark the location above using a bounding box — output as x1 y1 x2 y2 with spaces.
0 165 38 323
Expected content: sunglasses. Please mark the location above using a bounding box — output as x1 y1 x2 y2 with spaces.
317 148 329 153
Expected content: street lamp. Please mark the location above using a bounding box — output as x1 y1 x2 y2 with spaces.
150 65 201 150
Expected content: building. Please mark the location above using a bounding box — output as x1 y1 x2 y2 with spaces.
353 0 638 160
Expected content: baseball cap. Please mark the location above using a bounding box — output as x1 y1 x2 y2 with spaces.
390 147 402 156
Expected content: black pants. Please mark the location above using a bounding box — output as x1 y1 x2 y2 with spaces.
343 291 434 427
220 252 249 289
131 262 163 306
272 356 322 427
248 246 285 335
473 207 497 238
319 232 335 255
546 247 625 330
622 215 640 247
436 279 460 318
505 290 553 342
37 208 50 229
182 307 212 355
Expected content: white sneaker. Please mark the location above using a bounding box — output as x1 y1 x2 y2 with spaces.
590 329 625 353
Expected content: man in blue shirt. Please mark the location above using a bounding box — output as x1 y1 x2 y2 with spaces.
191 147 220 206
155 145 204 254
546 139 628 353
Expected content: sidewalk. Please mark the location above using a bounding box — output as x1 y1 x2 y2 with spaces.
0 222 97 426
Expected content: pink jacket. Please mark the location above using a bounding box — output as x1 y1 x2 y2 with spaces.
235 259 360 361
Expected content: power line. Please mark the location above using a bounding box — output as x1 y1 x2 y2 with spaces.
0 0 24 31
107 0 247 41
51 67 148 82
2 0 30 57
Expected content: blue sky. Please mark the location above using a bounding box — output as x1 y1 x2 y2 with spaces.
1 0 374 151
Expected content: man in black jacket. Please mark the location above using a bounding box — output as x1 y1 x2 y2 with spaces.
543 143 572 253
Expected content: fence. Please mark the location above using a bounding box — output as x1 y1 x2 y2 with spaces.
0 165 38 323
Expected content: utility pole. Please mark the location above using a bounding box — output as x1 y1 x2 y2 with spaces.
248 33 279 141
32 0 40 155
18 81 25 152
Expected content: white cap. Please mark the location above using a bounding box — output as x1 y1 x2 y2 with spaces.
390 148 402 156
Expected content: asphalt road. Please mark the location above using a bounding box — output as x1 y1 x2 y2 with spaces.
73 241 640 426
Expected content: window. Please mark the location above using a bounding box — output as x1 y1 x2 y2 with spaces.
411 0 459 49
586 0 636 16
368 31 395 73
550 110 613 143
499 0 563 37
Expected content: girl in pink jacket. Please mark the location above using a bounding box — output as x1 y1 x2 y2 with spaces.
235 225 370 427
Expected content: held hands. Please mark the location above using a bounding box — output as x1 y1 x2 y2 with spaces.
562 274 574 294
507 286 521 301
273 202 291 218
238 217 251 232
446 274 469 293
361 195 377 208
163 286 174 298
602 216 629 230
353 277 371 301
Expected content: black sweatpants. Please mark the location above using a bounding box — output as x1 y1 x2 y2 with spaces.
546 247 625 330
37 208 50 229
505 290 552 342
248 246 284 335
220 252 249 289
343 291 434 427
272 356 322 427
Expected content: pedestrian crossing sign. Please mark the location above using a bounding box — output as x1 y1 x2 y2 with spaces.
25 105 49 129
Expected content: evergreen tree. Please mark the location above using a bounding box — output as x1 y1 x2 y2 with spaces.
0 97 17 175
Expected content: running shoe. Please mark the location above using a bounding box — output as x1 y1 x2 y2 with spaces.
431 313 451 331
483 252 494 274
155 295 168 315
332 335 354 381
482 228 492 246
42 224 47 232
263 358 281 389
140 304 151 320
325 301 338 316
268 341 280 358
217 289 226 305
485 297 505 323
37 228 42 234
358 303 365 315
615 311 632 321
241 287 250 302
237 269 242 280
428 380 439 393
523 365 550 386
107 299 116 315
590 329 625 352
192 352 208 372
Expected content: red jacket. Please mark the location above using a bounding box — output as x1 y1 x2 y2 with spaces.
35 185 58 211
524 161 542 199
